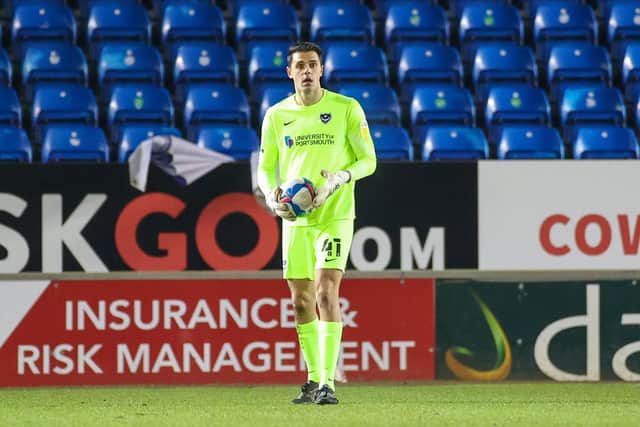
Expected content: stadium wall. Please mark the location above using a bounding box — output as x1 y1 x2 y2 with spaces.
2 161 640 385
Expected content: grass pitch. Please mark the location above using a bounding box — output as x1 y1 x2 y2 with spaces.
1 383 638 427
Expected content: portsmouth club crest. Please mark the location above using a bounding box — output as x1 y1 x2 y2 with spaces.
320 113 332 124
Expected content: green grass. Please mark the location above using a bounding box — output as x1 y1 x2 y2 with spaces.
1 383 639 427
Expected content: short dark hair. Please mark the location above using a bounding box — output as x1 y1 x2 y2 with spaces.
287 42 323 66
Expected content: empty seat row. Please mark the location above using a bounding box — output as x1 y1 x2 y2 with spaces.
422 125 639 161
0 123 260 163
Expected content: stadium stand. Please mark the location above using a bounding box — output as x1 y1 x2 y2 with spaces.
0 0 636 162
458 3 523 63
0 127 32 162
22 44 88 102
572 127 640 159
336 83 401 126
484 86 551 143
196 125 259 160
472 44 537 103
118 125 182 163
11 3 76 59
41 126 109 162
369 124 413 160
182 84 250 140
97 44 164 101
31 85 98 143
410 86 475 144
497 126 564 159
384 3 449 63
160 3 226 60
0 86 22 127
107 85 174 143
422 127 489 161
86 2 151 59
173 43 238 103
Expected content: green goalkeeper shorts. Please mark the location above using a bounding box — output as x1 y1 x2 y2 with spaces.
282 219 354 280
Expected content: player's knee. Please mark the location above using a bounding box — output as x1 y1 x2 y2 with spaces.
316 289 338 312
292 292 314 315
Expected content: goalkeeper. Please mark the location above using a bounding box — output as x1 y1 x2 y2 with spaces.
257 42 377 405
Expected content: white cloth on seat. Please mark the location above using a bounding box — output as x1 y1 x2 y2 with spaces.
128 135 235 191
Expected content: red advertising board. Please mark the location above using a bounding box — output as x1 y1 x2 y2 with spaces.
0 278 434 386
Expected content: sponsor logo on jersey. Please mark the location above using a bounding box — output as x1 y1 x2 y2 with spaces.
284 135 294 148
320 113 332 124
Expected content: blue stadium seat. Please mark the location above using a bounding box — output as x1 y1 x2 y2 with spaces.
310 3 374 46
458 4 523 62
498 126 564 159
0 127 32 162
161 3 226 60
369 124 414 160
11 4 76 59
336 83 401 125
608 3 640 62
526 0 583 19
235 4 299 60
154 0 215 17
5 0 66 20
226 0 290 17
384 3 448 62
0 87 21 127
410 86 475 144
259 86 294 125
546 44 612 101
484 86 551 143
78 0 140 20
108 85 174 143
98 44 163 101
118 125 182 163
396 45 463 102
623 43 640 103
534 4 598 61
182 84 250 140
472 44 537 102
173 43 238 103
323 45 389 88
247 43 291 102
300 0 361 23
196 126 259 160
22 45 88 101
449 0 509 18
573 127 639 159
0 48 11 87
32 85 98 143
86 2 151 58
560 87 625 141
41 126 109 163
422 127 489 160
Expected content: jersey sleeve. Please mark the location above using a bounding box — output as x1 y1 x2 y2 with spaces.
345 98 377 181
257 108 279 196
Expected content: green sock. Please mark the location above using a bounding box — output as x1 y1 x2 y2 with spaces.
320 320 343 390
296 319 321 383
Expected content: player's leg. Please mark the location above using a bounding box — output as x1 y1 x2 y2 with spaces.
313 220 354 405
283 224 320 404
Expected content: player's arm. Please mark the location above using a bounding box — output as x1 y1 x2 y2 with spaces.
257 108 296 221
343 98 377 181
313 99 377 208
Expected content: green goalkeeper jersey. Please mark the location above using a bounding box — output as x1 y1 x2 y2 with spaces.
258 89 377 226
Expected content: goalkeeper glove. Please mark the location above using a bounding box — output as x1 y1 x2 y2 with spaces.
312 170 351 209
267 187 296 221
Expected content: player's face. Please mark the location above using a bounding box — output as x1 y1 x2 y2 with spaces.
287 51 323 94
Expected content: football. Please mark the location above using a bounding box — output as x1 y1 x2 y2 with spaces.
279 177 316 216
